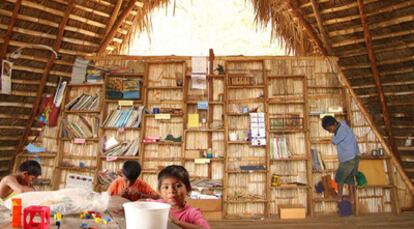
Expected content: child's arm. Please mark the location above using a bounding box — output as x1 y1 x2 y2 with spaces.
170 218 207 229
4 176 34 193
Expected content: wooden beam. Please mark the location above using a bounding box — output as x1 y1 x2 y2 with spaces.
357 0 400 161
104 0 123 38
13 0 76 171
97 0 137 54
0 0 22 60
288 0 328 56
310 0 333 55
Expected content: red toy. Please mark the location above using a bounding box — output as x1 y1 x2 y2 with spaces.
23 206 51 229
12 198 22 227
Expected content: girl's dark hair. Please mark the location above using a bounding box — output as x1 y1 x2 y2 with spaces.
158 165 191 192
321 115 338 130
122 160 141 182
19 160 41 176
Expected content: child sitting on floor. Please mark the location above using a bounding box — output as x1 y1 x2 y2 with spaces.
107 160 159 201
157 165 210 229
0 160 41 200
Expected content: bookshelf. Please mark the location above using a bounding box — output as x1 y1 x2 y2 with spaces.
53 83 104 189
140 61 187 189
223 59 268 218
97 72 145 191
266 74 312 217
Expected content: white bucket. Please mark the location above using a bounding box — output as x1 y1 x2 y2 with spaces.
123 201 171 229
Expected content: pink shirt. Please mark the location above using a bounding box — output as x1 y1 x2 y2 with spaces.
148 199 210 229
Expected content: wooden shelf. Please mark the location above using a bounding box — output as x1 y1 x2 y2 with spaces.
269 129 305 133
312 169 336 174
64 110 101 114
100 155 139 160
57 166 96 172
225 200 267 204
17 153 56 158
143 141 182 145
309 112 347 116
104 99 143 104
308 86 343 89
228 85 265 89
146 86 183 90
143 157 183 161
186 101 224 105
358 185 393 189
359 156 390 160
270 157 308 161
102 127 141 130
108 73 143 77
227 170 267 173
226 113 250 116
68 83 103 87
185 128 225 132
268 99 305 104
268 75 304 79
184 158 225 161
313 198 339 202
63 155 96 160
271 185 309 190
61 138 100 142
144 114 183 117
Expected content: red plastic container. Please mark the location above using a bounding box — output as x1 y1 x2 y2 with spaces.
23 206 51 229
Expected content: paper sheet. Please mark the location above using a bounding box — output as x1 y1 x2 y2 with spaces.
188 113 200 128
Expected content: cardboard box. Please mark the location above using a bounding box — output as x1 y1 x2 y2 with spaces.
279 204 306 219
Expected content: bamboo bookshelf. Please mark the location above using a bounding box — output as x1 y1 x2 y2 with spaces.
17 56 409 219
96 72 145 191
52 83 104 189
140 61 187 189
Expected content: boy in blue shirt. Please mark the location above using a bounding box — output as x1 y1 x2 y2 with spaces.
322 116 360 203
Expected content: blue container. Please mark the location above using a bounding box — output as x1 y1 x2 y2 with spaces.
153 107 160 114
122 90 140 99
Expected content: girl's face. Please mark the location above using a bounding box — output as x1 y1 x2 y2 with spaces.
159 176 188 209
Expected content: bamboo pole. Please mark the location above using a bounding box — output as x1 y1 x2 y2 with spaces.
14 0 76 172
310 0 333 55
97 0 137 54
0 0 22 61
104 0 123 37
356 0 400 161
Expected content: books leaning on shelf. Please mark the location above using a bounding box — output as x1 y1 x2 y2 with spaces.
311 149 326 171
270 136 290 159
61 115 99 138
103 106 144 128
65 93 100 111
97 170 117 189
103 139 140 157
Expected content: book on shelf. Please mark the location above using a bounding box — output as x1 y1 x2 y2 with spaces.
270 136 290 159
103 106 144 128
270 114 302 130
311 149 326 171
85 69 104 83
103 139 140 157
65 93 100 111
61 115 99 138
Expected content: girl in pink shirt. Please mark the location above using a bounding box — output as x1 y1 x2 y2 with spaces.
157 165 210 229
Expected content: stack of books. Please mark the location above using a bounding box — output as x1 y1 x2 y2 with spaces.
270 136 290 159
61 115 99 138
103 139 140 156
103 106 144 128
65 93 100 111
270 114 303 130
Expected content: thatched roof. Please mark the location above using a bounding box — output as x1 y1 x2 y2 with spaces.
0 0 413 181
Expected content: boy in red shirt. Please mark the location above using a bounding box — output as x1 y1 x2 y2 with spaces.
107 161 159 201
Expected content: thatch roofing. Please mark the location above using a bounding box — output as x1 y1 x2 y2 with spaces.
0 0 413 181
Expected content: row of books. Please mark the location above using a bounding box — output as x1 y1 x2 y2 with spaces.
103 139 140 157
270 115 303 130
103 106 144 128
61 115 99 138
65 93 100 111
270 136 290 159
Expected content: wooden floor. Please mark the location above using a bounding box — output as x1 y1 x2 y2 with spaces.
209 212 414 228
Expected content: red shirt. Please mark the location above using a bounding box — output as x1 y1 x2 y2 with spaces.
107 177 157 201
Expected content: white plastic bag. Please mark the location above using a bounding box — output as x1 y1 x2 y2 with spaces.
3 188 110 215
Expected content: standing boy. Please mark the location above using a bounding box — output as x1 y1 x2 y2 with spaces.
107 160 159 201
322 116 360 203
0 160 41 200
